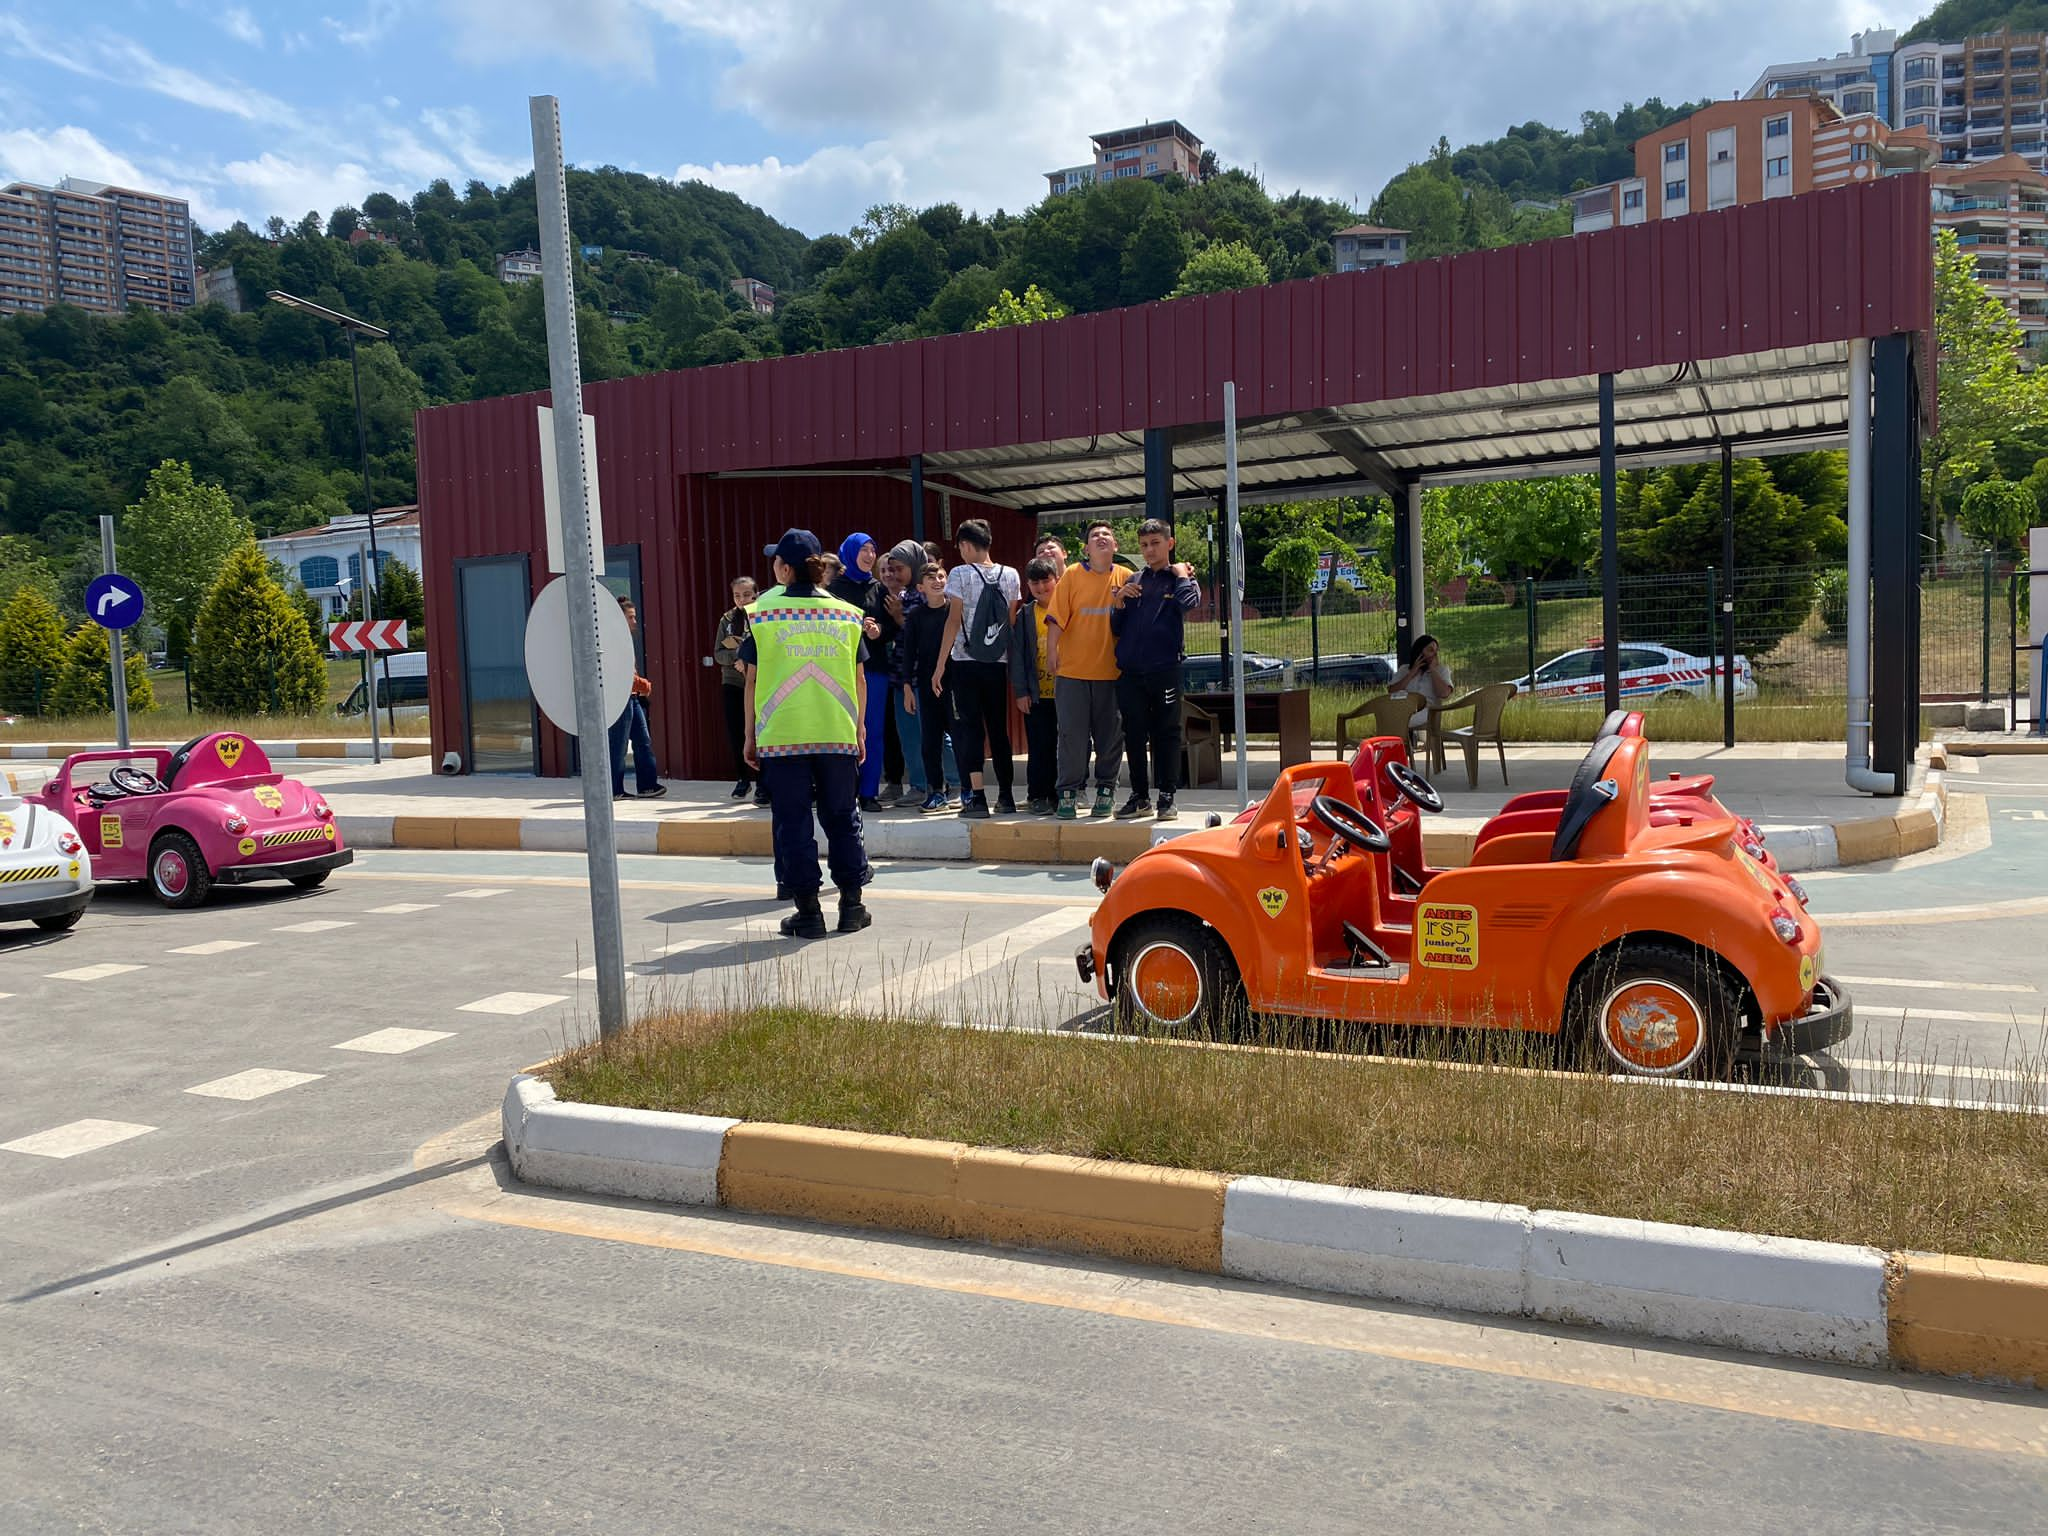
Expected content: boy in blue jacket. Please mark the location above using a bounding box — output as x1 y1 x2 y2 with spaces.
1108 518 1200 821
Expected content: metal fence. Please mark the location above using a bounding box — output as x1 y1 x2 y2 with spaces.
1185 553 2014 711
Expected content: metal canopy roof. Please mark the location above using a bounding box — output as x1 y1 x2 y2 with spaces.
918 343 1854 518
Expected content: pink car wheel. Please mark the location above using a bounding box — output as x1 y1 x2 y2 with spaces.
148 830 212 910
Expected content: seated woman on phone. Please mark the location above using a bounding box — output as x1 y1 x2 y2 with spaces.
1387 633 1452 730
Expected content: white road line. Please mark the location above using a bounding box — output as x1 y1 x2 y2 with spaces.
0 992 12 1002
168 939 258 957
444 888 508 899
562 939 720 981
1857 1005 2048 1025
275 919 354 934
365 903 438 915
1835 974 2036 995
44 963 145 983
458 991 567 1016
889 907 1094 996
1 1119 155 1159
184 1068 324 1100
1835 1058 2038 1086
332 1027 453 1054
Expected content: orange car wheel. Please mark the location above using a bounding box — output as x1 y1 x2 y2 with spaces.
1571 942 1742 1078
1111 915 1243 1037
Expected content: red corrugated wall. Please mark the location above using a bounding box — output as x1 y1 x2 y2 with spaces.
417 175 1933 777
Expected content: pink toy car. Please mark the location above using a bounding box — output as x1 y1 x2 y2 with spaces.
31 731 351 909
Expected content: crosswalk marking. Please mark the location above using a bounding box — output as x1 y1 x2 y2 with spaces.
1835 1057 2038 1086
458 991 566 1016
563 938 719 981
1857 1005 2047 1025
887 907 1093 997
1 1118 155 1159
1836 974 2036 995
365 903 438 915
332 1027 453 1054
45 963 144 983
275 919 354 933
168 939 258 957
445 888 508 899
184 1068 324 1100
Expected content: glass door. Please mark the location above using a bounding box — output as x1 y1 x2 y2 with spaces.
456 555 537 774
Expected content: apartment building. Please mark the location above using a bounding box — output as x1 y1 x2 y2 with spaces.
258 506 422 620
1569 97 1932 232
1331 224 1408 272
495 248 543 284
729 276 776 315
1745 29 1894 121
1044 120 1205 197
1933 155 2048 348
0 175 195 317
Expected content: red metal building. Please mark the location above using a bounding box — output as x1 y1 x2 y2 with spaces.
417 173 1932 786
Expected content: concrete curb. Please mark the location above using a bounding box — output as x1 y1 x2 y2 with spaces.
4 738 431 760
497 1073 2046 1384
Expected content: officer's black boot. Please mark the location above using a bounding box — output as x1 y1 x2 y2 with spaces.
779 890 828 940
836 886 872 934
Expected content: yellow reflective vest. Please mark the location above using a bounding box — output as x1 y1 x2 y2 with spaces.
748 591 863 757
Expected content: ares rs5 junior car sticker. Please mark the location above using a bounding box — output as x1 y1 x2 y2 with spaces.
1417 903 1479 970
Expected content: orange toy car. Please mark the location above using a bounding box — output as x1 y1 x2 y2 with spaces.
1079 730 1849 1077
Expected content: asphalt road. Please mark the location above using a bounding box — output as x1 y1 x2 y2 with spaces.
3 760 2047 1530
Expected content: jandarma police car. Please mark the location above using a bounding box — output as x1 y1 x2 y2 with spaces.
1510 643 1756 702
0 789 93 933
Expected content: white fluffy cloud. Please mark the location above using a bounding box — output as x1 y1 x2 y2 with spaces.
219 151 377 225
638 0 1890 233
0 122 233 225
219 7 262 48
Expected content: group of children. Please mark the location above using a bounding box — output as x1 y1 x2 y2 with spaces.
717 514 1200 821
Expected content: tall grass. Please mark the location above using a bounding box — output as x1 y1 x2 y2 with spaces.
551 1002 2048 1264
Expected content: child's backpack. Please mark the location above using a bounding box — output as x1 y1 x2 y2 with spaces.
960 565 1011 663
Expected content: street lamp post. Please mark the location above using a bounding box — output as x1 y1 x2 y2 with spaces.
267 289 397 741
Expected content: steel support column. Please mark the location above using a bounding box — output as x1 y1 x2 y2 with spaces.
909 453 926 541
1599 372 1620 715
1143 427 1173 532
1391 486 1414 664
1869 334 1921 792
1721 442 1736 749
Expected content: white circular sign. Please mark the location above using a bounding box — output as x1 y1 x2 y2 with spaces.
522 576 634 736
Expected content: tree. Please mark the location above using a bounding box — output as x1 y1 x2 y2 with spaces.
50 621 153 715
1959 477 2036 554
1448 477 1600 583
191 543 329 714
346 558 426 645
1929 228 2048 540
0 584 66 715
976 283 1069 330
1120 205 1191 305
1169 240 1269 297
0 535 57 609
119 461 253 664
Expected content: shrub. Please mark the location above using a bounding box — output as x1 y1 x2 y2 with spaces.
191 543 328 714
0 585 67 716
50 622 154 715
1816 568 1849 639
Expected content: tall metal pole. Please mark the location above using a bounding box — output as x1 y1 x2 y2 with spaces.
1720 442 1736 749
532 93 628 1040
348 327 397 742
98 516 130 751
1598 372 1621 716
357 541 382 768
1224 381 1249 809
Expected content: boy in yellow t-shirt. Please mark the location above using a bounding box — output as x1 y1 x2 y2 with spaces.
1045 521 1132 820
1009 556 1063 812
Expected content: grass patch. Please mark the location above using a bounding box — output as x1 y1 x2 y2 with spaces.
550 1006 2048 1265
2 661 398 742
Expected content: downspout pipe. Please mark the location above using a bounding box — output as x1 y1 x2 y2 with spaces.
1844 337 1894 795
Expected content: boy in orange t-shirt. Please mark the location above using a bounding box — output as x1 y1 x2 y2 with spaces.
1045 521 1131 820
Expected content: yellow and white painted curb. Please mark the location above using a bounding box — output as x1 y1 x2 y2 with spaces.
2 738 431 760
500 1074 2046 1385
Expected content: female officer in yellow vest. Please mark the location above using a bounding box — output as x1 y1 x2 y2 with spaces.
741 528 873 939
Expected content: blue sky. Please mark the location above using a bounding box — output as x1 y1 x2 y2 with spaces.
0 1 1893 241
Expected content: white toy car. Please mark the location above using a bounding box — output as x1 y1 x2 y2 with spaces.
1511 642 1756 703
0 791 93 933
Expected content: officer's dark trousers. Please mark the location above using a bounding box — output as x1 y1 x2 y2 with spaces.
760 753 871 901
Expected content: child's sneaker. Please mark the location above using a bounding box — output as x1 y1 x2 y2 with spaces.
1028 796 1056 815
1091 786 1115 819
958 790 990 819
1154 793 1179 822
1056 790 1078 821
996 792 1018 815
918 790 948 814
1115 794 1152 820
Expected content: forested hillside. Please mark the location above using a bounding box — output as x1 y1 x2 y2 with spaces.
0 97 1738 598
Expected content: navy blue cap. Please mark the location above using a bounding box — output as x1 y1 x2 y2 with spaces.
765 527 822 565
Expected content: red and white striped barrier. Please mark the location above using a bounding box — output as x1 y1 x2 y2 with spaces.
329 619 409 654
